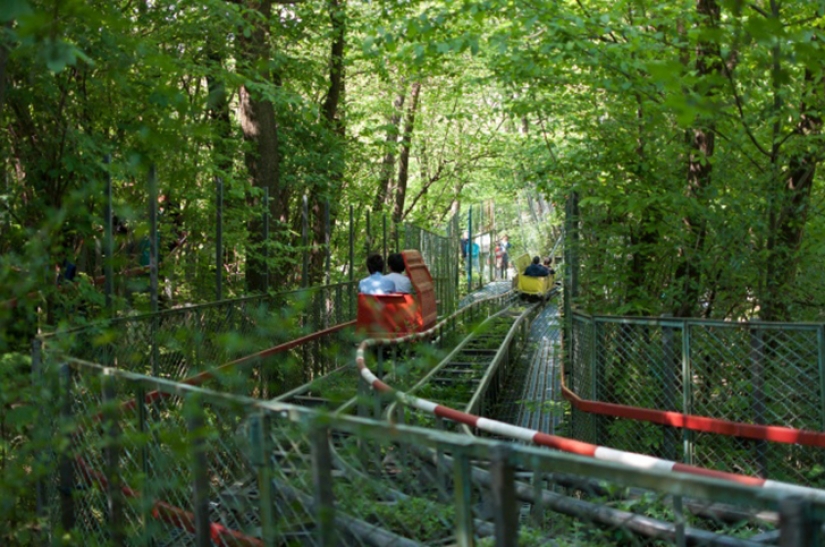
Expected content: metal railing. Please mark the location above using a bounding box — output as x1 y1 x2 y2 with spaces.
38 358 825 546
37 282 360 396
568 311 825 488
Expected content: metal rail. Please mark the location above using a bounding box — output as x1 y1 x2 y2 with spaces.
385 296 539 434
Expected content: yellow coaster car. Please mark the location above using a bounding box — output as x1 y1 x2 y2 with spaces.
513 253 556 299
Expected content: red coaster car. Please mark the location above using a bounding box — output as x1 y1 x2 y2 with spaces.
356 250 437 338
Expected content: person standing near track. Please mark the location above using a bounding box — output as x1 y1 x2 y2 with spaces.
499 235 511 279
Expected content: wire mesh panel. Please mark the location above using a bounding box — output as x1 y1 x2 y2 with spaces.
570 314 596 444
568 312 825 487
690 322 824 485
47 359 825 547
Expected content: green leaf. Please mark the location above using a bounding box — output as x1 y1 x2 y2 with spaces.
0 0 30 22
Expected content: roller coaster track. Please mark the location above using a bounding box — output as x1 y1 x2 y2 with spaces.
62 282 825 546
354 296 825 505
383 295 540 432
105 289 515 545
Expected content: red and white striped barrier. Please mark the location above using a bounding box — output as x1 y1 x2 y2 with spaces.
355 323 825 504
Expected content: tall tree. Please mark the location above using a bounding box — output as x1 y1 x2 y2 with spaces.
308 0 346 285
672 0 722 318
393 81 421 224
236 0 285 292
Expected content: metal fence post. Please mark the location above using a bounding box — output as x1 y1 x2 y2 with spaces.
567 315 577 439
818 324 825 436
750 321 767 477
310 424 335 547
31 338 47 525
349 205 355 318
490 444 518 546
58 364 75 533
264 187 270 294
325 198 331 287
478 205 484 285
467 206 473 292
186 396 211 547
530 470 545 528
591 319 602 445
136 385 155 546
302 194 309 288
435 416 448 500
563 194 576 433
215 177 223 301
102 373 125 545
779 496 819 547
673 494 686 547
104 155 114 316
250 413 275 546
150 167 160 379
149 164 158 313
453 449 474 547
662 319 678 462
682 322 693 464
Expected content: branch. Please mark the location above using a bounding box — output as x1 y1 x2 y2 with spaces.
720 59 771 157
536 114 559 163
747 3 769 18
573 0 620 43
710 127 767 173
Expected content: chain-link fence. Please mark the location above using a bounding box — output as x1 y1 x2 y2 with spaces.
38 282 360 398
568 311 825 488
37 358 825 546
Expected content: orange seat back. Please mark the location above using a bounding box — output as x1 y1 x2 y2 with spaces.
402 250 437 331
357 293 421 338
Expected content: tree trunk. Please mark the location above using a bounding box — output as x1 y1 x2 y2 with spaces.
392 81 421 224
308 0 346 286
672 0 721 318
206 48 233 178
627 94 660 315
237 0 285 293
761 68 820 321
0 22 11 120
373 86 406 213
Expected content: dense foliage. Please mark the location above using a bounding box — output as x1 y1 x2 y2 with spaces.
469 0 825 320
4 0 825 540
4 0 823 330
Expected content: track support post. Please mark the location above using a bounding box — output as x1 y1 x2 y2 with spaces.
779 496 820 547
453 448 475 547
310 423 336 547
434 416 449 501
530 470 545 528
102 373 125 545
186 395 211 547
31 338 47 528
136 385 156 546
489 444 519 546
250 413 276 545
58 363 76 533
